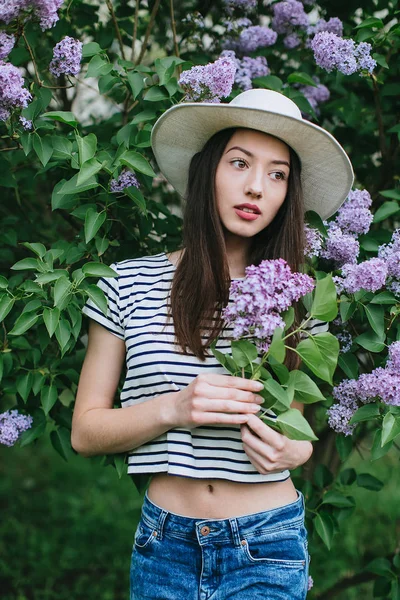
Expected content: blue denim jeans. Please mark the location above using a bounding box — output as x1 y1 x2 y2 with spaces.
130 489 309 600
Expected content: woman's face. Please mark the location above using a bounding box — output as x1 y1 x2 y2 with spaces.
215 129 290 240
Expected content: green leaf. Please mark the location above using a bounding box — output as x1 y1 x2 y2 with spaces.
349 403 380 424
84 209 106 244
364 557 394 578
16 372 33 402
55 319 72 352
82 263 118 278
43 307 60 337
282 307 294 331
340 467 357 486
379 190 400 200
144 86 169 102
354 330 385 352
273 408 318 441
287 72 317 86
54 277 72 307
50 427 73 461
296 333 339 384
85 54 113 78
370 291 397 304
251 75 283 91
372 53 389 69
8 312 39 335
231 339 258 367
131 110 157 124
33 134 53 167
356 473 384 491
0 275 8 289
305 210 328 236
42 111 78 127
310 274 338 321
41 384 58 415
36 270 69 284
355 17 384 29
127 72 144 99
314 464 334 489
82 42 102 57
363 304 384 337
113 453 127 478
338 353 359 379
340 298 357 322
268 327 286 363
76 133 97 165
314 512 335 549
119 150 156 177
51 136 73 160
0 295 15 322
321 491 355 508
86 285 107 316
19 409 46 447
371 428 393 461
336 434 353 461
11 257 39 270
373 201 400 223
263 379 292 412
286 370 325 404
124 186 147 213
381 412 400 445
21 242 46 258
77 158 103 186
210 340 228 369
57 173 99 196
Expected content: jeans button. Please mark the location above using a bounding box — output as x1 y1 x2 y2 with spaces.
200 525 210 536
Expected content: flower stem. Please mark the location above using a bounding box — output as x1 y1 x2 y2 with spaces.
22 31 42 86
135 0 161 66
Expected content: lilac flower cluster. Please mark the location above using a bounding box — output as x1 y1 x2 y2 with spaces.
0 0 64 31
308 576 314 591
299 78 330 114
49 36 83 77
337 330 352 353
223 17 252 34
238 25 278 53
328 341 400 435
0 409 33 446
223 258 315 352
223 0 257 13
221 50 269 90
271 0 309 35
307 17 343 39
304 224 323 259
179 56 237 103
311 32 376 75
320 222 360 266
110 169 140 193
0 32 15 60
19 115 33 129
378 229 400 280
334 258 388 294
335 189 373 235
0 61 31 121
283 33 301 49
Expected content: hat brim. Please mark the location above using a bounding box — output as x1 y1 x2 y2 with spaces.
151 102 354 220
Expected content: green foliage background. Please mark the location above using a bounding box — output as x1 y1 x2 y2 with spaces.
0 0 400 598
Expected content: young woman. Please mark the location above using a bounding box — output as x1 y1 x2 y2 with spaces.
71 89 353 599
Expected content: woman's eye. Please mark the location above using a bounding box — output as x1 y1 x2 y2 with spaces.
232 159 247 169
271 171 286 181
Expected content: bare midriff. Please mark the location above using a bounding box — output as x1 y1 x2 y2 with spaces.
147 473 298 519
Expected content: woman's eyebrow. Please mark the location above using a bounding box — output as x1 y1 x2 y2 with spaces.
225 146 290 168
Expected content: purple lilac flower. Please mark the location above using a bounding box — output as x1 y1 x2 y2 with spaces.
110 169 140 193
223 0 257 13
299 79 330 113
335 189 373 236
0 32 15 59
223 258 314 352
308 17 343 38
388 280 400 298
378 229 400 280
19 115 33 129
327 379 359 435
179 56 237 103
387 341 400 372
284 33 301 49
221 50 269 90
0 1 64 30
304 224 323 258
311 32 376 75
0 409 33 447
0 1 24 24
271 0 309 35
0 61 31 121
337 330 352 353
49 36 83 77
308 576 314 591
320 222 359 266
238 26 278 53
338 258 388 294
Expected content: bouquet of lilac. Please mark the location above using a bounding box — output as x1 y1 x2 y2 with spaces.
211 258 340 442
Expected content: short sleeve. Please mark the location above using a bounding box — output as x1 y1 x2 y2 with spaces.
82 262 124 340
299 312 329 339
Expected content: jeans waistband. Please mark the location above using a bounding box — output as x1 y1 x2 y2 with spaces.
140 489 305 547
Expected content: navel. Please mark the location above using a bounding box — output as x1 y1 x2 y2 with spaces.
207 484 214 493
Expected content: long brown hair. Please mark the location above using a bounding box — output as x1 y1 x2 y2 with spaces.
169 127 306 368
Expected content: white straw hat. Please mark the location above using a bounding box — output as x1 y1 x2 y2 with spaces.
151 89 354 220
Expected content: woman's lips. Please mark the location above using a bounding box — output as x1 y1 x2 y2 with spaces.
234 208 260 221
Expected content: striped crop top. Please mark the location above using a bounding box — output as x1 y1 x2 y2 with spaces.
82 252 328 484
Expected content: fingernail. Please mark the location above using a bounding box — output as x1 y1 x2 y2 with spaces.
254 382 264 390
255 396 264 404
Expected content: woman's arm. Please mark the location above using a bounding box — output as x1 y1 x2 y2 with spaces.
71 321 182 457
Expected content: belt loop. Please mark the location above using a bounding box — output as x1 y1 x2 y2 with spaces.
156 509 168 541
229 518 242 548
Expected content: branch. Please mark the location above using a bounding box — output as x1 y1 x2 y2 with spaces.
106 0 126 60
135 0 161 66
314 569 378 599
371 74 387 160
22 31 42 86
131 0 140 62
170 0 179 58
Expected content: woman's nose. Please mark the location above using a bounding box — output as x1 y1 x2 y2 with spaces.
244 174 263 198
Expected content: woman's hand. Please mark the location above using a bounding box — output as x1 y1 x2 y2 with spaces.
240 414 313 474
169 373 264 429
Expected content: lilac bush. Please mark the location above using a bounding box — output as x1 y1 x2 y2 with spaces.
178 56 237 102
0 0 64 30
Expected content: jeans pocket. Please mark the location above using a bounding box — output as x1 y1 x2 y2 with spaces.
241 525 308 568
134 518 158 550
